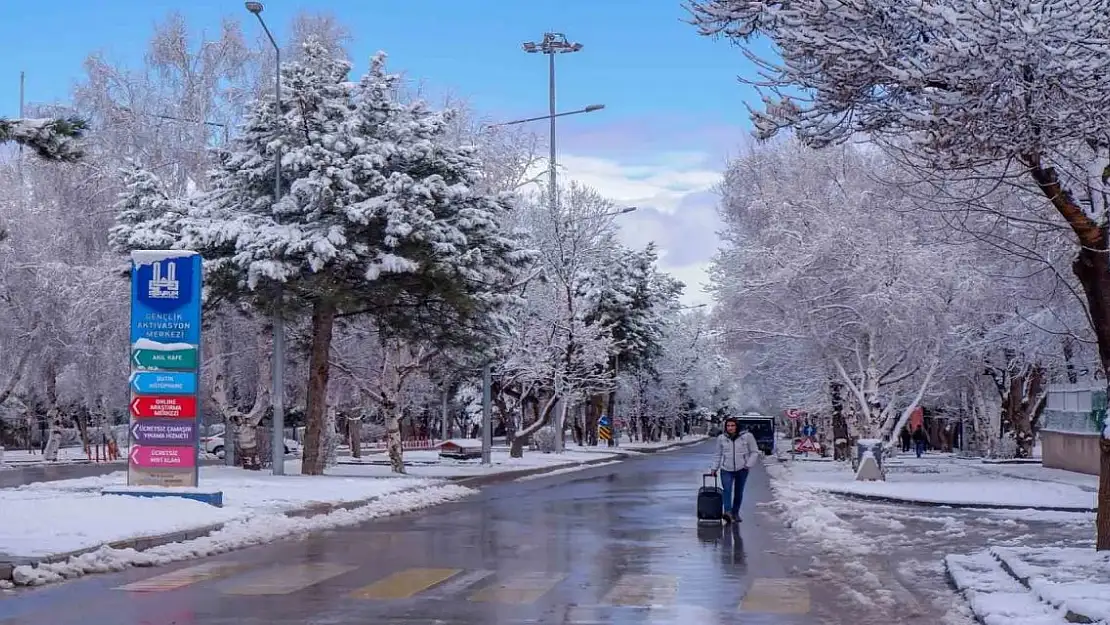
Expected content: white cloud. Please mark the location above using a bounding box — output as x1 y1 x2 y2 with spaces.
535 150 725 307
558 154 721 214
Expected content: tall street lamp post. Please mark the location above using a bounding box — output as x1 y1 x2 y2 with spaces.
245 1 287 476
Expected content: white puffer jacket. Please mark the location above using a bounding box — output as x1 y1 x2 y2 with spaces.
712 431 761 472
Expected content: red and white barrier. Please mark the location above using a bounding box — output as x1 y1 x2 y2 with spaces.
367 438 439 451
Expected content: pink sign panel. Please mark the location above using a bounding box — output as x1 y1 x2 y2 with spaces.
130 444 196 469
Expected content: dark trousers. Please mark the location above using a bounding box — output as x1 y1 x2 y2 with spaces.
915 440 926 457
720 468 750 516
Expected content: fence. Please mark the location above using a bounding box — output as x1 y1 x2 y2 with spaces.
1041 382 1105 475
1042 383 1106 435
366 437 440 451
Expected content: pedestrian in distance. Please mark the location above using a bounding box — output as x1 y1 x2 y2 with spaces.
912 425 927 458
710 417 760 523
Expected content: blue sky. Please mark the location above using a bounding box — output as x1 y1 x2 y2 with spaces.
2 0 767 303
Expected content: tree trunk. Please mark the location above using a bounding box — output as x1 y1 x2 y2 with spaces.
1064 337 1079 383
300 299 337 476
1071 245 1110 550
385 401 405 474
1027 158 1110 549
830 380 849 461
349 417 362 459
1009 366 1045 458
510 435 527 458
509 393 557 458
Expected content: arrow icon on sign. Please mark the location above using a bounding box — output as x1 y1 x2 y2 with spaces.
131 422 140 441
130 397 141 416
130 445 141 464
132 351 142 367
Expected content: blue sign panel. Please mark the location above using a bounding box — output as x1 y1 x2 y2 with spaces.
802 425 816 437
599 414 611 427
129 252 202 346
131 371 198 395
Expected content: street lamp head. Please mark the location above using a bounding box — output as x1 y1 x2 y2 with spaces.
523 32 583 55
584 104 605 112
245 1 264 14
618 206 637 214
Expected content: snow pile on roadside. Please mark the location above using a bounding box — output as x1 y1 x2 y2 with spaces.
763 461 875 556
945 550 1072 625
2 467 433 558
9 484 475 588
788 456 1095 511
992 546 1110 624
320 449 620 478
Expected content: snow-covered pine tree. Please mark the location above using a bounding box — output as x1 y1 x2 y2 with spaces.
580 243 682 443
157 41 531 475
0 117 87 162
108 163 187 252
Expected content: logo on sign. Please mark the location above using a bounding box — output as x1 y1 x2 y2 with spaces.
135 256 194 314
148 261 180 299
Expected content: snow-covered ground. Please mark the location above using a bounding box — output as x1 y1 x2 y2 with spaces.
761 453 1096 625
317 448 621 477
0 466 440 559
947 546 1110 625
782 454 1095 510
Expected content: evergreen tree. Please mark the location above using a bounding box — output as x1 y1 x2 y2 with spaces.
112 41 531 474
0 117 87 161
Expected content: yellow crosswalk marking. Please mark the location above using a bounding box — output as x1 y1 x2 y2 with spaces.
739 578 811 613
469 571 566 605
349 568 462 600
115 562 247 592
601 574 679 607
223 563 357 596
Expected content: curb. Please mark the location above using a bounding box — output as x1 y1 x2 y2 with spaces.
0 484 430 583
453 454 629 487
820 489 1095 513
945 549 1099 625
991 548 1097 624
626 437 711 454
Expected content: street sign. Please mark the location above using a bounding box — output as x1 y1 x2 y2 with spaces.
130 395 197 419
130 252 202 345
128 467 196 488
130 444 197 469
802 425 817 437
785 409 802 420
598 425 612 441
128 251 203 488
130 371 197 395
599 414 611 427
132 343 198 370
131 419 197 446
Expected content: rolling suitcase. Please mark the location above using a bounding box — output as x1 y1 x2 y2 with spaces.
697 473 724 523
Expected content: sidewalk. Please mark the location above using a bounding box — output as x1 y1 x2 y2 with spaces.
946 546 1110 624
774 454 1095 512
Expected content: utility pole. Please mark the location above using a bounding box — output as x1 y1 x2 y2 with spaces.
523 32 583 455
441 386 450 441
481 362 492 464
18 71 25 166
245 1 286 475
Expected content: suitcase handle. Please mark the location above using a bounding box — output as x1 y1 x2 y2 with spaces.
702 472 718 488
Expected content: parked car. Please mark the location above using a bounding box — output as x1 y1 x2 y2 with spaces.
200 434 301 458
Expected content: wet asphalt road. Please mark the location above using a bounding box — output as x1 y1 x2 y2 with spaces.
0 443 827 625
